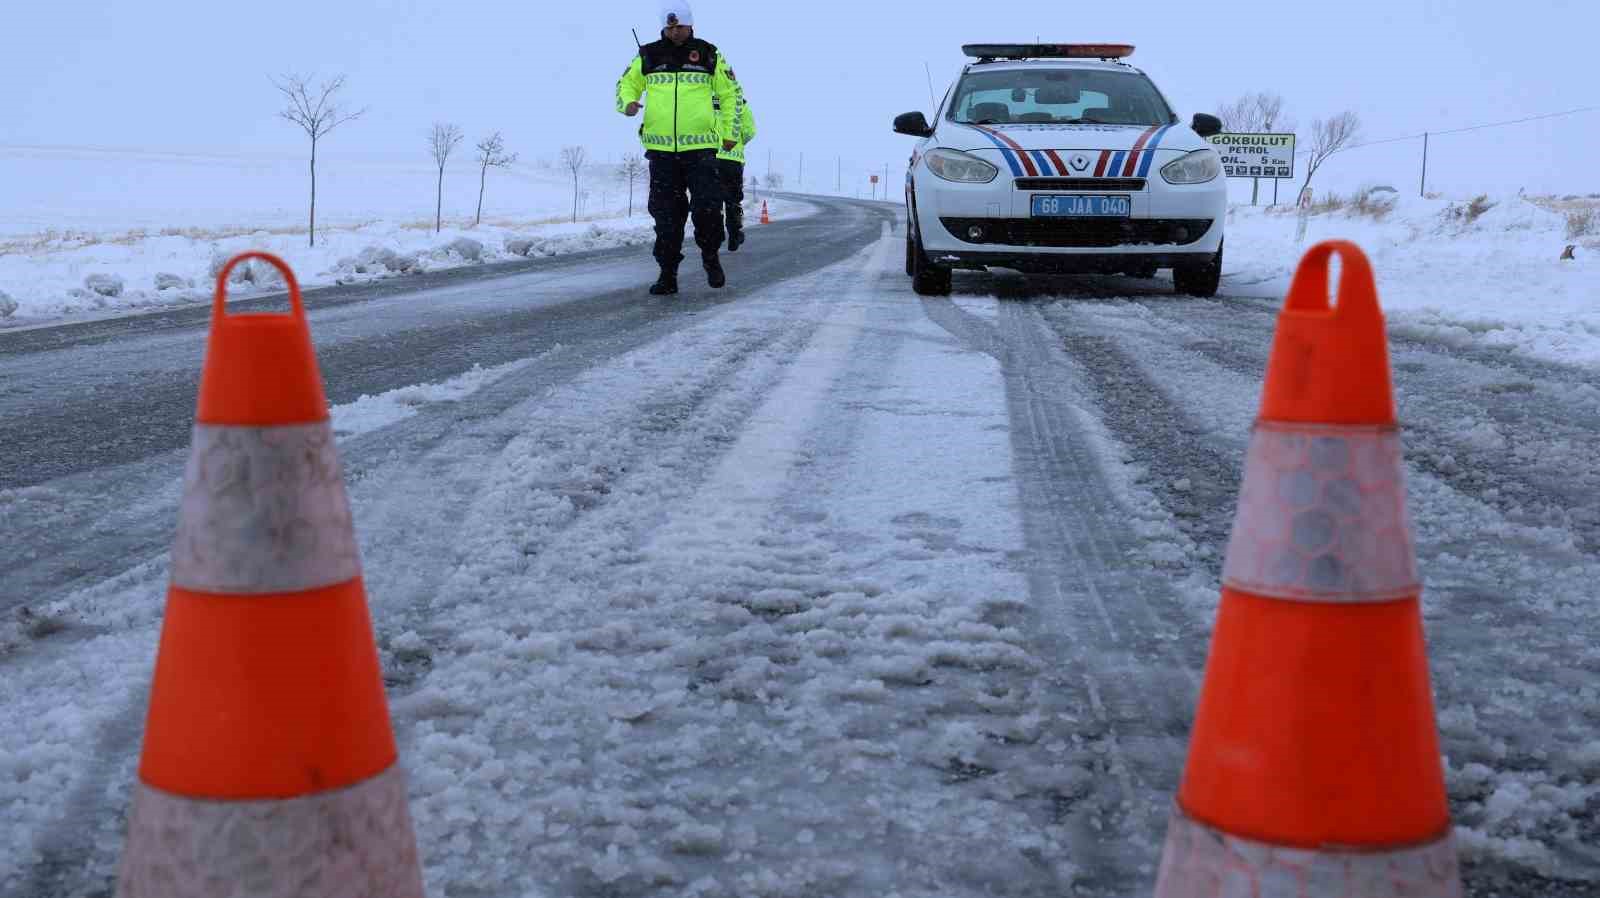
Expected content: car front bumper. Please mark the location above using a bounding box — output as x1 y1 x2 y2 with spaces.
912 169 1225 264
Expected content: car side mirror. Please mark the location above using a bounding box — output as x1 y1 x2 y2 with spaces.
894 111 934 138
1191 113 1223 138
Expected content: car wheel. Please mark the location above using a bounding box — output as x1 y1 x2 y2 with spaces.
1174 241 1223 298
911 231 952 296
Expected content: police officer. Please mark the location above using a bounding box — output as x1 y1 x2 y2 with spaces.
617 2 741 295
713 92 756 251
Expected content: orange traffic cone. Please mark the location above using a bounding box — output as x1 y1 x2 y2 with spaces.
116 253 423 897
1154 241 1460 896
760 200 771 225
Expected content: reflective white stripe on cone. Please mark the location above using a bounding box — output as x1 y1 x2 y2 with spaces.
1222 422 1419 603
116 764 423 898
1155 804 1461 898
172 422 362 595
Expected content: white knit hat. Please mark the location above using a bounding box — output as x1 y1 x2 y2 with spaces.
660 1 694 27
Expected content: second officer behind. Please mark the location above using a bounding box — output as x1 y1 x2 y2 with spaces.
713 92 757 252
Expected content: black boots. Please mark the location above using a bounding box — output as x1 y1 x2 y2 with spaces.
727 228 745 252
651 253 724 294
649 268 679 295
703 254 726 289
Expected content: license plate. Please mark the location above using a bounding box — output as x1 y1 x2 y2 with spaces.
1031 195 1130 217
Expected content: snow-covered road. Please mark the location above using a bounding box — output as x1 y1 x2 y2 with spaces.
1 196 1596 897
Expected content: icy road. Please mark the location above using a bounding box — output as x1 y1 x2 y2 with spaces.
1 196 1597 897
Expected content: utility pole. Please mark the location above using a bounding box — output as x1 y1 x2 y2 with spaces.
1420 132 1430 197
799 153 805 190
884 164 890 201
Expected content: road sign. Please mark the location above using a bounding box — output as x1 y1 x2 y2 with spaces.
1208 132 1297 180
870 175 880 184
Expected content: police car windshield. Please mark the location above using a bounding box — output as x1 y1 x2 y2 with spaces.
948 68 1172 127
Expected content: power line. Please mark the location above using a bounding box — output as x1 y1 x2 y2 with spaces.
1432 104 1600 137
1302 104 1600 156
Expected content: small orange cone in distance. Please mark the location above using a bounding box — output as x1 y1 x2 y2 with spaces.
1154 241 1461 896
760 200 771 225
116 253 423 897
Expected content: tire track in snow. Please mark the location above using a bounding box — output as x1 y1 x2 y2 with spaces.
1131 298 1600 554
384 240 909 898
919 294 1206 894
352 321 818 670
1207 293 1600 396
657 230 1081 895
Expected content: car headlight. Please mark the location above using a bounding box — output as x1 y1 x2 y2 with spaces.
924 148 999 184
1161 149 1221 185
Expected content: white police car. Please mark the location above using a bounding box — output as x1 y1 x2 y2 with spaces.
895 44 1227 296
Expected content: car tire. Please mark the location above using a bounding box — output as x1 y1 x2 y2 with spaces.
1174 241 1223 298
910 230 952 296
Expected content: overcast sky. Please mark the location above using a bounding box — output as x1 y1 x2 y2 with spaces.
4 0 1597 198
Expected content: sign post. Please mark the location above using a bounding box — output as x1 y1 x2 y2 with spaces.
1296 186 1314 244
870 173 880 201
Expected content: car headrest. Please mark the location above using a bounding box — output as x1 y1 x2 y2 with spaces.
970 102 1011 122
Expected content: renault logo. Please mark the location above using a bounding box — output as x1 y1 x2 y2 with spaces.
1070 154 1091 172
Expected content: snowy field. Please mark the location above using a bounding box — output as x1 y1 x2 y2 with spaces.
0 146 812 326
1222 192 1600 368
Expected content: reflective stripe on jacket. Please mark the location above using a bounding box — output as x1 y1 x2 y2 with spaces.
717 99 756 163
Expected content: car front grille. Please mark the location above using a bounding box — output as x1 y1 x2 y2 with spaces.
1013 177 1146 192
940 218 1213 248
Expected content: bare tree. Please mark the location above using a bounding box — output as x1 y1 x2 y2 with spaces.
559 145 587 222
1216 94 1266 134
273 74 365 247
428 123 464 234
1302 111 1361 198
616 154 646 217
1217 91 1296 205
1255 93 1293 132
474 132 518 226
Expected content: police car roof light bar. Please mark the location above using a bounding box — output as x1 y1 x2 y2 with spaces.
962 44 1136 63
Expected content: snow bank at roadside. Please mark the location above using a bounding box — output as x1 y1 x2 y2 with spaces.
1225 193 1600 367
0 196 814 328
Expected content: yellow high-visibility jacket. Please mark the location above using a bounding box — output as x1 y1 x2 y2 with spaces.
616 37 740 154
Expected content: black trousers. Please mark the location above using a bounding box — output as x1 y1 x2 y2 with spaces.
718 159 745 235
647 149 723 271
